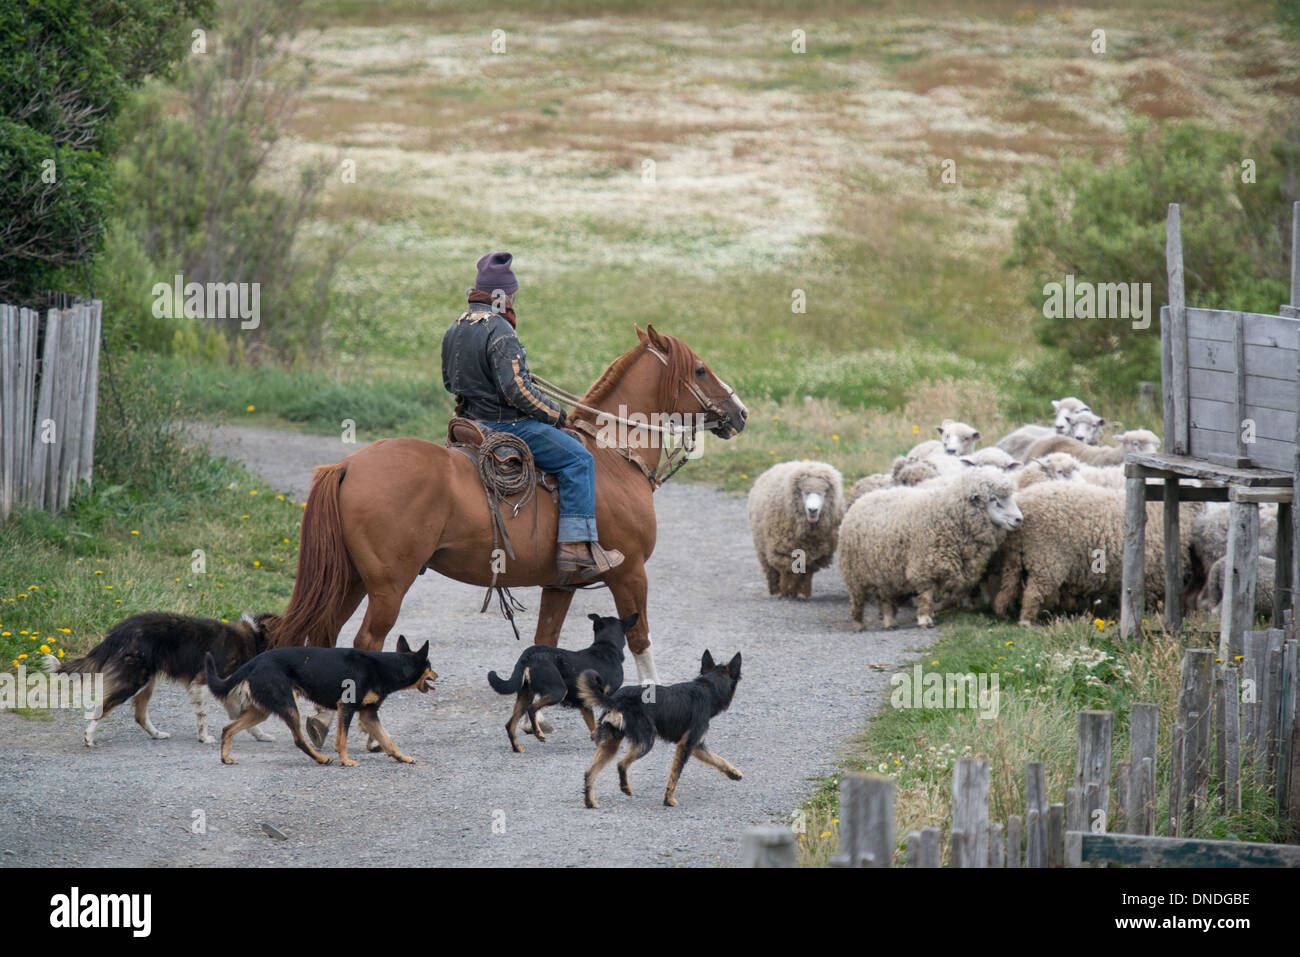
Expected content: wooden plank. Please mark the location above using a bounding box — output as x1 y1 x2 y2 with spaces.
951 758 989 867
1024 761 1047 868
1278 640 1297 811
988 821 1004 869
1186 307 1300 348
1047 803 1065 868
1274 502 1292 625
1231 486 1294 504
30 309 60 513
1177 650 1215 833
833 773 894 867
1128 703 1158 835
741 825 796 867
950 828 965 868
1005 815 1021 868
1115 759 1129 832
1121 475 1147 638
1168 204 1189 453
919 826 941 869
1237 312 1248 465
1224 666 1242 812
78 301 101 486
1162 305 1175 451
1190 367 1300 415
1191 427 1293 472
17 307 37 507
57 307 86 510
1071 830 1300 867
0 306 14 522
1143 483 1230 503
1163 478 1182 631
1265 631 1285 781
1291 200 1299 308
1188 397 1296 445
1219 504 1259 659
1169 722 1185 837
1187 337 1300 382
1126 451 1292 486
1076 711 1113 834
1065 787 1081 832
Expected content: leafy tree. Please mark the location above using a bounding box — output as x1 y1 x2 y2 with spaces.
0 0 211 302
1008 122 1295 399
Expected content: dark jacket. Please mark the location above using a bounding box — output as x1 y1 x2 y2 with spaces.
441 303 564 426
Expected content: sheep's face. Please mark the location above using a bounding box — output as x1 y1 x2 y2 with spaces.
1037 453 1081 482
1052 397 1088 434
975 488 1023 530
796 475 835 524
937 419 980 456
1068 410 1105 444
1119 430 1160 454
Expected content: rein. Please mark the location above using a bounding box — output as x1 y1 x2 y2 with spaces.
531 343 739 489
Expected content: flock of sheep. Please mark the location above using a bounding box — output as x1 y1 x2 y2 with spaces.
747 397 1268 629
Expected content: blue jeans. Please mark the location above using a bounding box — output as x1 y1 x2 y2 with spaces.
477 418 597 542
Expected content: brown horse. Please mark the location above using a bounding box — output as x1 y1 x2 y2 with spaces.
271 324 747 688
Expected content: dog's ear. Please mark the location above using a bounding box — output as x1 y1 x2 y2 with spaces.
588 613 602 624
416 640 430 659
700 649 715 672
728 652 742 680
621 612 640 631
397 635 411 653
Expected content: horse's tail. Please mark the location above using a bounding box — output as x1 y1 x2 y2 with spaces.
272 461 355 648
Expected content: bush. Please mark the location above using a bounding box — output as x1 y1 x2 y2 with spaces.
1008 121 1296 402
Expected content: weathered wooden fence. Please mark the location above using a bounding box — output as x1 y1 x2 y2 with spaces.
0 300 102 522
746 643 1300 866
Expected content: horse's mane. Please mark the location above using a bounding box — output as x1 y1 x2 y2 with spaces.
578 333 696 418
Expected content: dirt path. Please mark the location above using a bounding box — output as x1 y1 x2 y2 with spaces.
0 424 934 867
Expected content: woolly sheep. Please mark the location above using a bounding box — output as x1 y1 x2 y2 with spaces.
963 446 1019 470
1015 452 1081 488
1077 464 1125 488
1021 429 1160 466
1197 556 1276 618
840 469 1022 629
1189 503 1277 581
1067 409 1106 445
991 480 1198 626
937 419 981 456
996 424 1054 461
747 460 846 598
1052 397 1090 433
847 472 893 506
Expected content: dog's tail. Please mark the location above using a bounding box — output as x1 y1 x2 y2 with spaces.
204 651 243 699
576 670 624 730
57 634 119 674
487 660 529 695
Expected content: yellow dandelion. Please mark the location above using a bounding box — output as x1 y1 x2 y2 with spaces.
246 405 255 412
130 530 139 535
912 425 920 435
253 560 261 567
832 434 840 441
249 490 258 496
93 570 104 575
39 645 50 654
57 649 64 659
58 628 70 633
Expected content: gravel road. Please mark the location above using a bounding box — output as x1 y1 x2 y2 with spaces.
0 424 935 867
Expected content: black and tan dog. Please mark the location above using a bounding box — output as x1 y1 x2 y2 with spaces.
58 612 277 748
204 635 437 766
488 612 635 753
577 650 743 808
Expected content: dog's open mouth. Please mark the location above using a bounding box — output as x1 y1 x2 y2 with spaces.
419 674 437 693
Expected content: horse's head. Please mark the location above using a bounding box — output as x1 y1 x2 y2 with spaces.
635 324 748 439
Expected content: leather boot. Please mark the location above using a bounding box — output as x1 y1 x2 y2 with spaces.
556 542 625 582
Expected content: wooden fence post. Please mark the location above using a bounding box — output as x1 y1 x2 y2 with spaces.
832 773 894 867
742 826 796 867
1220 506 1259 659
1167 203 1189 454
1024 761 1047 867
988 821 1004 868
1219 666 1242 813
952 758 990 867
1177 650 1214 832
1048 803 1065 868
1128 703 1158 834
1076 711 1114 834
918 826 941 868
1122 475 1148 639
1005 814 1022 868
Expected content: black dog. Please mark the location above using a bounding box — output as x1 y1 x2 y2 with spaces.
577 649 742 808
204 635 437 766
59 612 277 748
488 612 635 753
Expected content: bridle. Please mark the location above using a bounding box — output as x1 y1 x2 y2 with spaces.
532 342 741 489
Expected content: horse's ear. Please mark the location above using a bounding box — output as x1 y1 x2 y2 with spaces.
634 324 647 342
645 324 669 350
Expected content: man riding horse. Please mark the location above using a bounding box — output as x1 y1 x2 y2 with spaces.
442 251 625 583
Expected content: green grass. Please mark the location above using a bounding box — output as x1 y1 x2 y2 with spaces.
797 615 1294 866
0 451 303 668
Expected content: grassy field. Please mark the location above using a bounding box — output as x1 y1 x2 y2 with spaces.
796 613 1295 866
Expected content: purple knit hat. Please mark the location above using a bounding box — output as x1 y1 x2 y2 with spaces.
475 251 518 296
